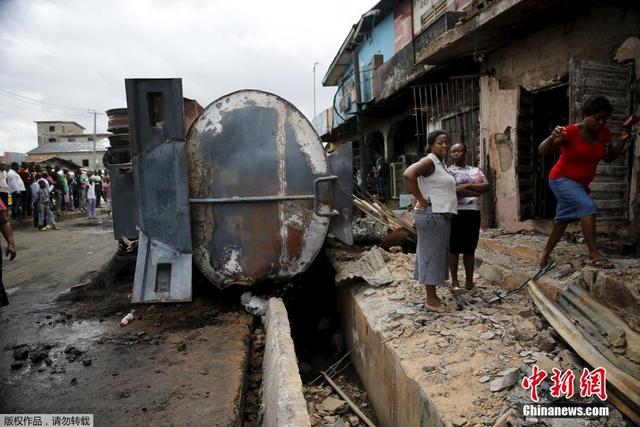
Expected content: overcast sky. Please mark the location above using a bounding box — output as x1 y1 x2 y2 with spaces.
0 0 377 154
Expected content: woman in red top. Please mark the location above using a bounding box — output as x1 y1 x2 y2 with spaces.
539 96 631 268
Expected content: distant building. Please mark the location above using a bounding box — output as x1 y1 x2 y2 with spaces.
26 138 110 170
1 152 26 165
35 121 86 146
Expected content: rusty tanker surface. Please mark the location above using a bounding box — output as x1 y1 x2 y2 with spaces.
187 90 338 288
113 80 352 299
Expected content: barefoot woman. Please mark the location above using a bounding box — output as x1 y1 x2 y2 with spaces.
539 96 631 268
404 130 458 311
448 143 489 292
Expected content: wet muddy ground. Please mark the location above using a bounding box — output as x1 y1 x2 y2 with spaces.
0 216 253 426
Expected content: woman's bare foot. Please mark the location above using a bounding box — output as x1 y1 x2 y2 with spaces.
465 280 474 291
425 295 447 312
539 252 550 268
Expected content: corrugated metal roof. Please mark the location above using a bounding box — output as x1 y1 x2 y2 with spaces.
27 137 110 154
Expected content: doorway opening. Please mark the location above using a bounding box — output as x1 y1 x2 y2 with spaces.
518 84 568 220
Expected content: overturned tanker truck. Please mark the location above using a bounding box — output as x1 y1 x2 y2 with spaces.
109 79 353 303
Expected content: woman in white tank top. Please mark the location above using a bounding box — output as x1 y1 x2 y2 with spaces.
403 130 457 312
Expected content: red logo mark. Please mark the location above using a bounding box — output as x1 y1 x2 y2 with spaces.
521 365 548 402
549 368 575 399
579 367 607 401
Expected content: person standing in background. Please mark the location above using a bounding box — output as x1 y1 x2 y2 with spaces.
86 177 97 219
0 196 16 306
94 171 103 208
448 143 489 293
30 174 40 228
18 162 32 218
403 130 458 311
102 176 112 218
7 163 25 220
0 161 8 208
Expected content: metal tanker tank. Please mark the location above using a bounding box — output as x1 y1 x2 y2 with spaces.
187 90 349 288
121 79 352 301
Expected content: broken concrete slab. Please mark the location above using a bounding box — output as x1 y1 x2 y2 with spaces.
334 247 393 287
321 396 348 414
262 298 311 427
489 368 520 392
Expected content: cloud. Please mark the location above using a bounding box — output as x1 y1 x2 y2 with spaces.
0 0 376 153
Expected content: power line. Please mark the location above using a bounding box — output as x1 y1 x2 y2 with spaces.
0 88 88 112
0 89 107 115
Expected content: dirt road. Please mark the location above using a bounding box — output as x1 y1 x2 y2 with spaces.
1 216 253 426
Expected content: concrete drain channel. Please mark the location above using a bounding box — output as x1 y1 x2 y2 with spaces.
239 252 378 427
239 244 635 427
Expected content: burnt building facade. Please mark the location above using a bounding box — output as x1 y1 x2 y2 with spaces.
316 0 640 235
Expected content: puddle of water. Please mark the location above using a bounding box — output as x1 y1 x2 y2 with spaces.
48 319 112 345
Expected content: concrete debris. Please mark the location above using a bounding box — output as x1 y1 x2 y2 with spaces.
352 217 388 244
335 247 393 287
387 294 405 301
322 396 348 414
479 331 495 340
533 330 556 352
451 417 468 427
240 292 267 321
396 307 417 316
489 368 520 392
437 339 450 348
514 319 537 342
478 375 491 383
363 289 375 297
493 408 523 427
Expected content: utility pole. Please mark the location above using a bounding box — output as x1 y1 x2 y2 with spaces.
352 52 367 188
92 110 97 171
313 62 319 118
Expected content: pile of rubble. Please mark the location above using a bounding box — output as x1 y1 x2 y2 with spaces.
304 372 377 427
331 246 631 425
352 217 388 245
242 326 265 426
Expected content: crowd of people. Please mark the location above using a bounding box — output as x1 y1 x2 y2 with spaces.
404 95 630 312
0 162 112 229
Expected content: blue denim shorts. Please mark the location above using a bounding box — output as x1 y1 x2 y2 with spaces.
548 177 597 223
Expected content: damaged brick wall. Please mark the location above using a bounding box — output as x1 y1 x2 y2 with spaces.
478 4 640 233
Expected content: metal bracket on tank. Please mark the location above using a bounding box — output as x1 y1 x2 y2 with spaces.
327 142 354 245
126 78 193 303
